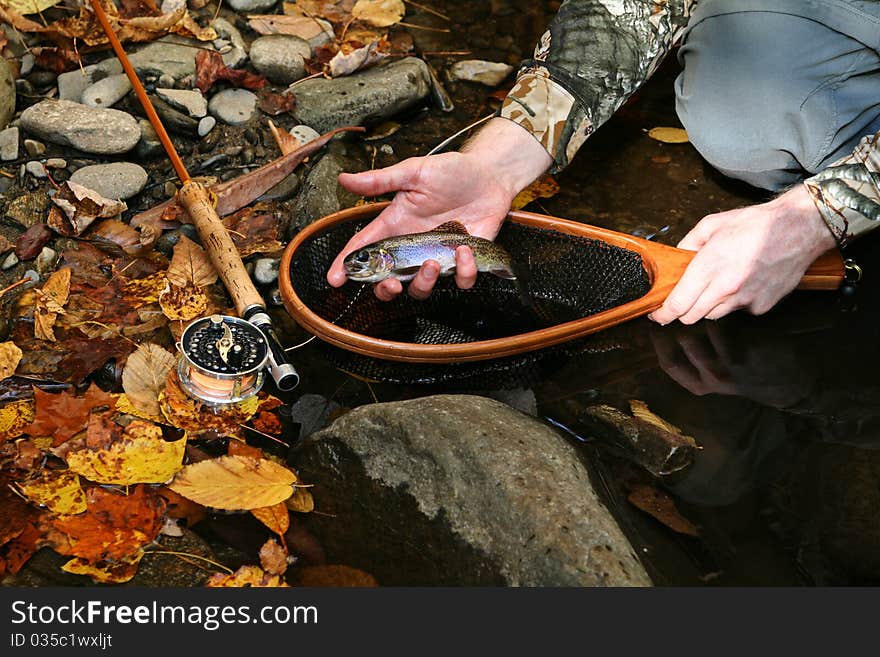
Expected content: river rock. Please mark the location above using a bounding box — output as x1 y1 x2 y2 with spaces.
212 18 248 69
297 395 650 586
156 88 207 118
20 100 140 155
253 257 280 285
23 139 45 157
136 119 164 158
35 247 57 274
1 252 18 270
69 162 149 200
197 116 217 137
0 127 18 161
448 59 514 86
25 161 46 179
57 61 123 103
293 57 432 133
0 59 15 130
81 74 131 108
208 89 257 126
249 35 310 85
288 140 363 234
227 0 277 12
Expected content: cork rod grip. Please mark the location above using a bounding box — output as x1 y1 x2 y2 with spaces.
177 181 264 314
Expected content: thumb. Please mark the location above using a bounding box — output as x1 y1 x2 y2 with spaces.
338 157 424 196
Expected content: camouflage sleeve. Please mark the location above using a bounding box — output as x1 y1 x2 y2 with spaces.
803 132 880 248
498 0 695 172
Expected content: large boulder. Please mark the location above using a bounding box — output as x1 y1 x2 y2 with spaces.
296 394 651 586
20 100 140 155
0 58 15 130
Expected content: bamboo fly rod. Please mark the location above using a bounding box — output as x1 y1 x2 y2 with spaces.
89 0 299 391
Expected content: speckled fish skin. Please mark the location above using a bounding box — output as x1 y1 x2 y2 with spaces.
344 223 517 283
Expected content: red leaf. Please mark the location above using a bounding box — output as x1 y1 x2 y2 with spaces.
25 383 115 447
195 50 267 94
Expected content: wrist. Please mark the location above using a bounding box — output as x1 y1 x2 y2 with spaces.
770 184 838 256
460 117 553 200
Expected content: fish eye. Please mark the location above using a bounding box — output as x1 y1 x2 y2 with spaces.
355 251 369 263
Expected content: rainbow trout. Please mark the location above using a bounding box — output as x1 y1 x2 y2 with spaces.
344 221 518 283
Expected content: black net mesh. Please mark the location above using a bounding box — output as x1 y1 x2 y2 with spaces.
287 219 652 386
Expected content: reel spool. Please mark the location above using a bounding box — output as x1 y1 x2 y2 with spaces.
178 314 269 404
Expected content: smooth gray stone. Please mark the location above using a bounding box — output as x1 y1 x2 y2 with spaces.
253 257 280 285
0 59 15 130
69 162 148 200
57 61 123 103
227 0 277 12
293 58 432 133
299 395 652 586
288 140 363 235
197 115 217 138
208 89 257 126
448 59 514 86
212 18 248 69
45 158 66 169
20 53 34 77
156 88 207 118
0 127 18 161
23 139 45 157
249 35 310 85
2 252 18 270
136 119 164 159
20 100 140 155
81 74 131 108
25 161 46 178
35 247 57 274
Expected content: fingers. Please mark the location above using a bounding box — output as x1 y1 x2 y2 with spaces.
406 260 440 300
338 158 424 196
374 278 403 301
454 246 477 289
326 206 403 287
677 214 719 251
648 266 710 325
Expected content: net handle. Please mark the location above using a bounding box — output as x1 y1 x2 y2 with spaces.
278 203 844 363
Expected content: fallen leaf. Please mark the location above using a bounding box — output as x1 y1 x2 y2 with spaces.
32 47 82 74
251 501 290 538
26 383 115 446
328 35 390 77
14 223 52 261
289 564 377 587
223 205 284 257
259 538 289 575
0 400 36 444
227 439 265 460
0 341 23 380
166 236 218 288
511 174 560 210
351 0 404 27
0 475 40 547
195 49 267 94
252 410 283 436
34 267 71 342
169 455 298 510
293 0 355 23
647 127 689 144
61 552 143 584
157 486 206 527
48 182 127 237
159 281 209 321
0 521 42 577
206 564 289 587
16 470 87 515
258 89 298 117
65 419 186 485
248 13 334 42
45 485 165 561
88 219 159 257
53 337 135 385
2 0 63 14
122 343 177 419
160 370 259 437
286 486 315 513
627 484 699 536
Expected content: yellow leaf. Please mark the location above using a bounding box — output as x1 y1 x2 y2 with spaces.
169 455 298 510
206 564 289 587
286 486 315 513
17 470 87 514
251 501 290 537
34 267 71 342
0 0 63 15
61 552 143 584
115 393 164 422
122 343 177 419
647 127 689 144
351 0 404 27
166 236 218 288
159 281 208 321
0 341 22 379
66 421 186 485
511 175 560 211
122 272 168 308
0 399 36 443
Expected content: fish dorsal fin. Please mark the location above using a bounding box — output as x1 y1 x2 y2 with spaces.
432 221 470 235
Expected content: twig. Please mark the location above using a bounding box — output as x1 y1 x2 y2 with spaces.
0 277 30 300
398 21 450 32
0 170 14 178
287 71 324 89
239 424 291 448
402 0 449 21
427 113 494 155
143 550 234 574
422 50 472 56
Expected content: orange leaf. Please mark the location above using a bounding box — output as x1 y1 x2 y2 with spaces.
627 484 699 536
251 501 290 538
26 383 115 447
259 538 289 576
206 565 289 587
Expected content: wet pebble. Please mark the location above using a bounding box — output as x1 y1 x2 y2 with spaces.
249 35 310 84
15 79 33 97
155 224 201 257
22 269 39 289
23 139 45 157
45 158 66 169
164 181 178 198
198 153 229 172
0 59 15 130
25 161 46 178
1 252 18 270
0 126 19 161
268 287 284 306
211 18 248 69
253 257 280 285
158 74 175 88
27 71 57 88
20 53 34 77
136 120 164 159
35 247 57 274
242 147 254 164
448 60 514 86
20 99 140 155
198 116 217 138
208 89 257 126
379 144 394 156
81 74 132 108
69 162 149 200
290 124 320 146
227 0 278 12
156 88 207 119
15 223 52 260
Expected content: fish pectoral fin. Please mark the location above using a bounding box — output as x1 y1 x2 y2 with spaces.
432 221 470 235
490 267 517 280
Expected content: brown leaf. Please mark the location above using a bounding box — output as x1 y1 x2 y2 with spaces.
44 485 165 562
54 337 135 385
258 89 298 117
169 455 298 510
248 13 334 41
195 49 267 94
25 383 115 446
48 182 127 237
206 564 289 587
293 0 356 23
627 484 699 536
61 552 143 583
286 486 315 513
223 205 284 257
351 0 404 27
15 223 52 260
227 440 266 460
0 475 40 548
511 174 560 210
159 281 209 321
157 486 207 527
122 343 177 418
34 267 71 342
252 501 290 538
259 538 289 575
0 341 23 380
289 564 377 587
88 219 159 257
328 34 390 77
166 235 218 288
32 47 81 74
159 370 258 437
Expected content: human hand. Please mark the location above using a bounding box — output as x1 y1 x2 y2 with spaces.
648 184 837 324
326 118 552 301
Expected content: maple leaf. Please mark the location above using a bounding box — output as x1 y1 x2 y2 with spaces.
122 343 177 419
195 49 267 94
0 521 42 577
16 470 87 515
44 485 165 562
169 455 298 510
0 341 23 381
61 552 143 584
54 337 135 385
166 236 218 288
25 383 115 446
289 564 378 587
259 538 289 576
251 501 290 540
0 475 40 548
34 267 71 342
206 564 289 587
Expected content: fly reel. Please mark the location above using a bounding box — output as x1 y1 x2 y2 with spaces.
178 314 269 404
